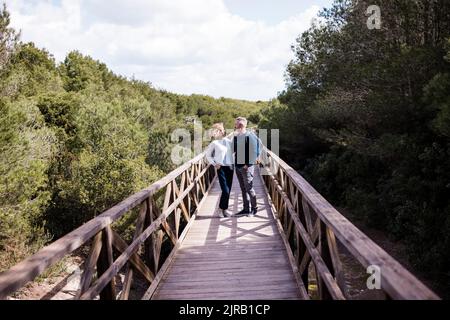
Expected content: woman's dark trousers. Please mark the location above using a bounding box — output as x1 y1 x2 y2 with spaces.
217 166 234 210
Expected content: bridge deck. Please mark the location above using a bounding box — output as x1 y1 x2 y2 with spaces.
151 168 305 300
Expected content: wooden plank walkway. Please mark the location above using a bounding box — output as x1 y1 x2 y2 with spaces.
151 168 305 300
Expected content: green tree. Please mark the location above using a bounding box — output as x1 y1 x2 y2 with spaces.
0 100 56 271
261 0 450 294
60 51 112 93
0 4 18 75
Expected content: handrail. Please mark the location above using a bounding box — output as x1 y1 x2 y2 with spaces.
259 147 440 300
0 144 441 300
0 151 216 300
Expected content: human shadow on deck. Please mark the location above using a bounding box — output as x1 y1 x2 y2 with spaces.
189 175 280 248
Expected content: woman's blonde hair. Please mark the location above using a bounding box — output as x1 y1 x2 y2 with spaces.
211 123 225 139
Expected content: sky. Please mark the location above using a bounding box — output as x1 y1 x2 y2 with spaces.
4 0 333 101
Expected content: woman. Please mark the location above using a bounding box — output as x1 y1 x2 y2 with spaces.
205 123 234 218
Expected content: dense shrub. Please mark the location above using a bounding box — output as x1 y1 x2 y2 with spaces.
260 0 450 293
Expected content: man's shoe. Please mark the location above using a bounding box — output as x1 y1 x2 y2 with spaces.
248 207 258 217
235 209 250 217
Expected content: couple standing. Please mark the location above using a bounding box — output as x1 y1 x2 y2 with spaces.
206 117 261 218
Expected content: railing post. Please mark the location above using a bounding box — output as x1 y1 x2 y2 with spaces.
144 197 160 274
318 221 333 300
76 232 103 299
300 256 310 294
120 199 149 300
97 226 116 300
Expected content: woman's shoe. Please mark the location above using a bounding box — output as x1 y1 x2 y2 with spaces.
222 209 232 218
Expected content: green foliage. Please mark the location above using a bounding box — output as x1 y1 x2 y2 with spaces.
162 93 266 129
0 5 263 272
61 51 111 93
5 43 62 98
0 100 55 270
147 131 175 172
1 6 55 268
425 73 450 138
37 93 80 143
0 3 19 76
261 0 450 293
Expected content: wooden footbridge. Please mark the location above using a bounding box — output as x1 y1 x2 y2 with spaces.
0 147 440 300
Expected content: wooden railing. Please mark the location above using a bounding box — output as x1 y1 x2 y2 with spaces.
259 147 440 300
0 152 216 300
0 144 441 300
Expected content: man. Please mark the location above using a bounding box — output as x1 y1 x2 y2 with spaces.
232 117 261 217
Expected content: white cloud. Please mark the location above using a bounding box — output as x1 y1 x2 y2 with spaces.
4 0 320 100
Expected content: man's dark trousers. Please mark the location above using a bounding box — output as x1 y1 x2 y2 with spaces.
217 166 234 210
235 165 257 212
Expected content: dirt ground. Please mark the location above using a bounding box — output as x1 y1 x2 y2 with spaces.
7 255 84 300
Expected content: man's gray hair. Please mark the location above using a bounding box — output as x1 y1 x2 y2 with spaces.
236 117 248 125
